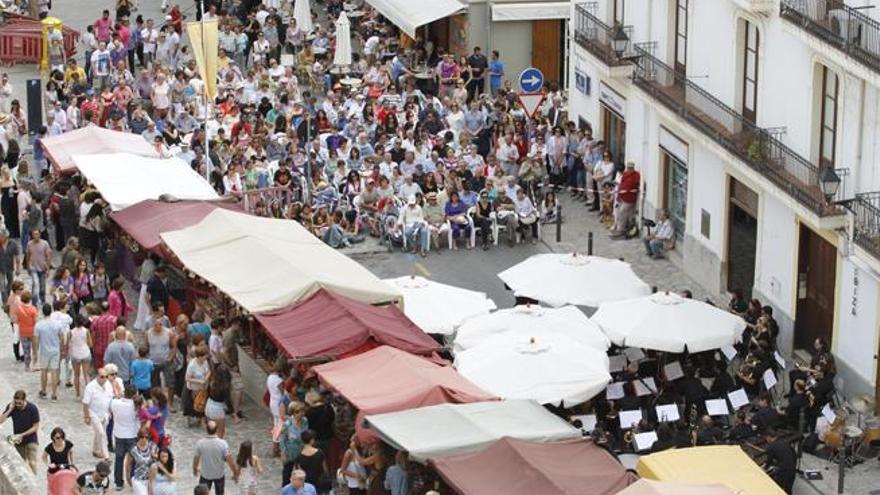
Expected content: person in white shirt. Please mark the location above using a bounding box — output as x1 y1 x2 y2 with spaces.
51 101 67 132
82 369 114 460
502 187 539 245
399 196 428 256
644 209 675 259
495 133 520 178
0 74 12 113
109 385 139 490
141 19 159 66
397 175 422 201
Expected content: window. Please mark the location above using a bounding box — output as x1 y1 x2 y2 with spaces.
675 0 688 76
741 20 759 123
819 66 838 167
613 0 625 25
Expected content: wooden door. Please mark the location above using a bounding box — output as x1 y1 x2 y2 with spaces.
794 225 837 350
532 20 561 87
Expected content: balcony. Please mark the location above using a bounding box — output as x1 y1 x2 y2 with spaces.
852 192 880 261
731 0 777 14
631 46 847 217
780 0 880 76
573 3 634 73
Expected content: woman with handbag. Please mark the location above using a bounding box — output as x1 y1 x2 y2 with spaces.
183 347 210 427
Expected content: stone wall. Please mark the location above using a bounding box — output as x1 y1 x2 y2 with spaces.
0 441 39 495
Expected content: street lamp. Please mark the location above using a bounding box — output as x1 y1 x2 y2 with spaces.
819 167 842 203
611 24 630 58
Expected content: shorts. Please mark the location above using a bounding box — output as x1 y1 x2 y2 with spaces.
71 355 91 365
231 371 244 392
204 398 226 420
40 352 60 370
15 442 38 465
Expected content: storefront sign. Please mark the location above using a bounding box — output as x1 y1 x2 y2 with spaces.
659 126 688 164
598 82 625 117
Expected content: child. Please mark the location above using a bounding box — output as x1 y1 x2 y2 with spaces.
148 388 170 447
600 182 615 226
90 262 110 303
130 346 154 397
235 440 263 495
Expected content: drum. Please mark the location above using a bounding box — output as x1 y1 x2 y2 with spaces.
864 417 880 446
844 426 863 440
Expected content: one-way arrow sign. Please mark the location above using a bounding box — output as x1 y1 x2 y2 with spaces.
517 92 546 118
519 67 545 93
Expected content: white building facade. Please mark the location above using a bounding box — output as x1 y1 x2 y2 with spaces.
568 0 880 402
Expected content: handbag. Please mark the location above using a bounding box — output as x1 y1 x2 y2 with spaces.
519 212 538 225
193 389 208 414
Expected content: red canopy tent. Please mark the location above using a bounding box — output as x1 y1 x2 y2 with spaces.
255 290 439 359
110 199 242 258
41 126 161 174
430 438 635 495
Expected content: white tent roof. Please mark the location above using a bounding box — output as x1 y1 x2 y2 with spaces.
365 0 466 38
454 305 610 353
73 153 219 211
160 209 401 312
365 400 580 461
384 276 497 335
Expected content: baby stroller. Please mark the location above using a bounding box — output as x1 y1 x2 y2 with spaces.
379 197 405 251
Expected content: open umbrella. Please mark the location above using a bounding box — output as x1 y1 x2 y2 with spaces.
386 276 497 335
333 12 352 67
592 292 745 353
454 334 611 407
293 0 313 33
498 253 651 307
454 305 610 353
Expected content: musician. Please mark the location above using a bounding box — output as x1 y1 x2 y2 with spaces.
750 395 781 433
693 415 723 446
728 411 756 442
735 354 760 397
650 423 677 453
675 368 708 415
789 338 830 385
709 360 735 397
783 379 809 430
616 382 642 412
763 429 797 494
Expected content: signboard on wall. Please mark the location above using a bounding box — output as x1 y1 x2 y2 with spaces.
659 127 688 164
575 69 590 96
598 81 626 117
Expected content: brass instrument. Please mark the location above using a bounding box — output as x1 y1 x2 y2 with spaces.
688 404 699 446
623 421 640 448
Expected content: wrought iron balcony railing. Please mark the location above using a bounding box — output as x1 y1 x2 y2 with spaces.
780 0 880 75
852 192 880 260
573 3 633 67
631 45 847 217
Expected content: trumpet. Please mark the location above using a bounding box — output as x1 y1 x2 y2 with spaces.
623 421 640 447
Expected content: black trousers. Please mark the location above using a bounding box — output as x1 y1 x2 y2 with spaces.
475 217 492 246
200 476 226 495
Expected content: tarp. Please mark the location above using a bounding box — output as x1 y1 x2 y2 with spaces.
617 479 737 495
365 400 581 461
73 153 219 211
365 0 466 38
110 199 241 256
160 209 401 312
255 291 438 358
430 438 634 495
637 446 785 495
42 126 160 174
491 2 570 21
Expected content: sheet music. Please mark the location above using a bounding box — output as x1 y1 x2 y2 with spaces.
773 351 786 369
822 403 836 424
727 388 750 410
763 368 778 390
655 404 680 422
609 355 626 373
606 382 625 400
633 431 658 452
705 398 730 416
624 347 645 362
619 409 643 429
571 414 597 433
633 377 657 396
721 345 737 361
664 361 684 381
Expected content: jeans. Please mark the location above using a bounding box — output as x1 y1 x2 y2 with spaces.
113 437 136 488
29 270 46 307
404 223 429 252
199 476 225 495
644 238 665 258
20 337 32 366
0 269 12 302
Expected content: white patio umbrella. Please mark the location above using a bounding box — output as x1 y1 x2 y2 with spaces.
454 334 612 407
386 276 497 335
592 291 746 353
454 305 610 353
333 12 352 67
293 0 314 34
498 253 651 307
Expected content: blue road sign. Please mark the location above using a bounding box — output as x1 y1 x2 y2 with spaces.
519 67 545 93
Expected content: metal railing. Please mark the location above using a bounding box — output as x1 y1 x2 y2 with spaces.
631 45 846 216
852 191 880 259
780 0 880 74
573 3 634 67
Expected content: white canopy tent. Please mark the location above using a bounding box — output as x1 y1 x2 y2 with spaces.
498 253 652 307
454 305 610 353
365 400 580 461
161 210 401 313
72 153 218 211
364 0 466 38
454 335 611 407
385 276 496 335
333 12 352 66
592 292 746 353
293 0 314 33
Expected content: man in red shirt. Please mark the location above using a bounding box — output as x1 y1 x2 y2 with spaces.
611 161 641 239
15 291 38 371
90 304 117 370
